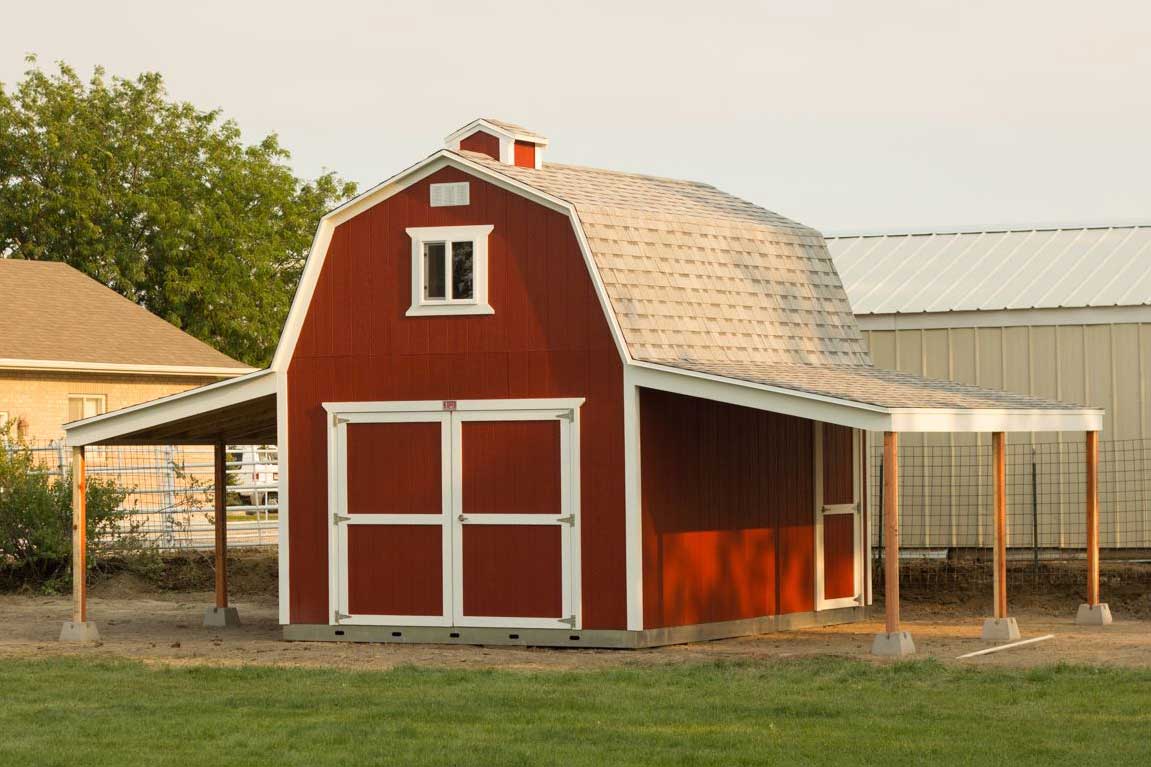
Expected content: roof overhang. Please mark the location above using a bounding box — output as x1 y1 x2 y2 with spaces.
64 369 277 447
626 362 1105 433
0 358 255 377
444 119 550 149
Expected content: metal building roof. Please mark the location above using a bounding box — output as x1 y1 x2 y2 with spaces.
826 225 1151 316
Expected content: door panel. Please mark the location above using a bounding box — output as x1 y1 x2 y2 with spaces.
461 525 563 618
347 525 443 615
346 422 443 514
460 420 561 514
821 514 856 600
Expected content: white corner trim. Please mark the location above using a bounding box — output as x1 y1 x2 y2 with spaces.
276 369 291 625
0 358 254 377
406 224 494 317
622 369 644 631
63 368 276 446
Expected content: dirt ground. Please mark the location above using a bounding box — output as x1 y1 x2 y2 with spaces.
2 588 1148 671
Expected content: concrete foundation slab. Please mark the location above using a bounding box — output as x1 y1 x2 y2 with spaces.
59 621 100 642
1075 603 1113 626
203 607 241 628
871 631 916 657
283 606 866 649
981 617 1021 642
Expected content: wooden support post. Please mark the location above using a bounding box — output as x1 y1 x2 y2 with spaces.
1075 430 1111 625
993 432 1007 619
72 446 87 624
214 440 228 610
61 446 99 640
982 432 1019 641
1085 430 1099 607
872 432 913 655
883 432 900 634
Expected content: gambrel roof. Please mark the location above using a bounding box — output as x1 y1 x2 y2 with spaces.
461 151 871 369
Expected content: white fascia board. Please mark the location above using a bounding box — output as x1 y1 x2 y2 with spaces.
627 362 892 432
888 408 1104 433
271 150 632 374
64 368 276 446
857 304 1151 331
444 119 550 149
0 359 254 377
628 361 1105 434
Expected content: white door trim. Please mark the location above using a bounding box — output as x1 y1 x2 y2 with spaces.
814 424 864 611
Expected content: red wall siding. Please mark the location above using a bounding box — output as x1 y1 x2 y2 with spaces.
513 141 537 168
640 389 815 628
460 131 500 159
287 166 625 628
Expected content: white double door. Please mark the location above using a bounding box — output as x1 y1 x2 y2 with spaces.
326 400 582 629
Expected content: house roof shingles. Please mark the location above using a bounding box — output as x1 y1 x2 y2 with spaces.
0 260 250 371
456 149 1090 412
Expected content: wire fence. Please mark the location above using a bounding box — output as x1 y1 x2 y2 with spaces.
13 440 279 550
870 437 1151 554
870 437 1151 590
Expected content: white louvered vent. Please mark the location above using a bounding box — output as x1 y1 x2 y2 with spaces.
430 182 470 207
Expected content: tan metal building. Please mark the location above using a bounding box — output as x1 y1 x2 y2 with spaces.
0 260 253 441
828 225 1151 549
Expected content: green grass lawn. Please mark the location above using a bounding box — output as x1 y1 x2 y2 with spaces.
1 657 1148 766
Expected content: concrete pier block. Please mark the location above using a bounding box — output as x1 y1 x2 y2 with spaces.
871 631 916 657
1075 603 1113 626
981 617 1021 642
203 606 241 628
59 621 101 642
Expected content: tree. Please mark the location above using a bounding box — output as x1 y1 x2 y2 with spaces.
0 58 356 366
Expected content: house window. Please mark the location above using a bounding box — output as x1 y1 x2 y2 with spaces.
68 394 106 422
406 225 494 317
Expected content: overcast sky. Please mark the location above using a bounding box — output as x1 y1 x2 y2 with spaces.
5 1 1149 234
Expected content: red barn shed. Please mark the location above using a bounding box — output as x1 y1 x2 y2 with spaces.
64 119 1105 651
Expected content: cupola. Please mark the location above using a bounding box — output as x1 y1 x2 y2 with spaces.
445 118 548 169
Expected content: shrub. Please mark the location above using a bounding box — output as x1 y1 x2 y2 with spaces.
0 434 136 590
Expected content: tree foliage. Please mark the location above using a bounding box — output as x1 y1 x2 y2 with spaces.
0 58 356 366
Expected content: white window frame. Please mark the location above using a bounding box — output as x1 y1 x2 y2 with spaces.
67 394 107 422
406 225 494 317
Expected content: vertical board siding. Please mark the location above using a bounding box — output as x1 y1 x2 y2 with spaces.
640 389 814 629
513 141 537 168
459 131 500 159
288 166 625 627
346 422 442 515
